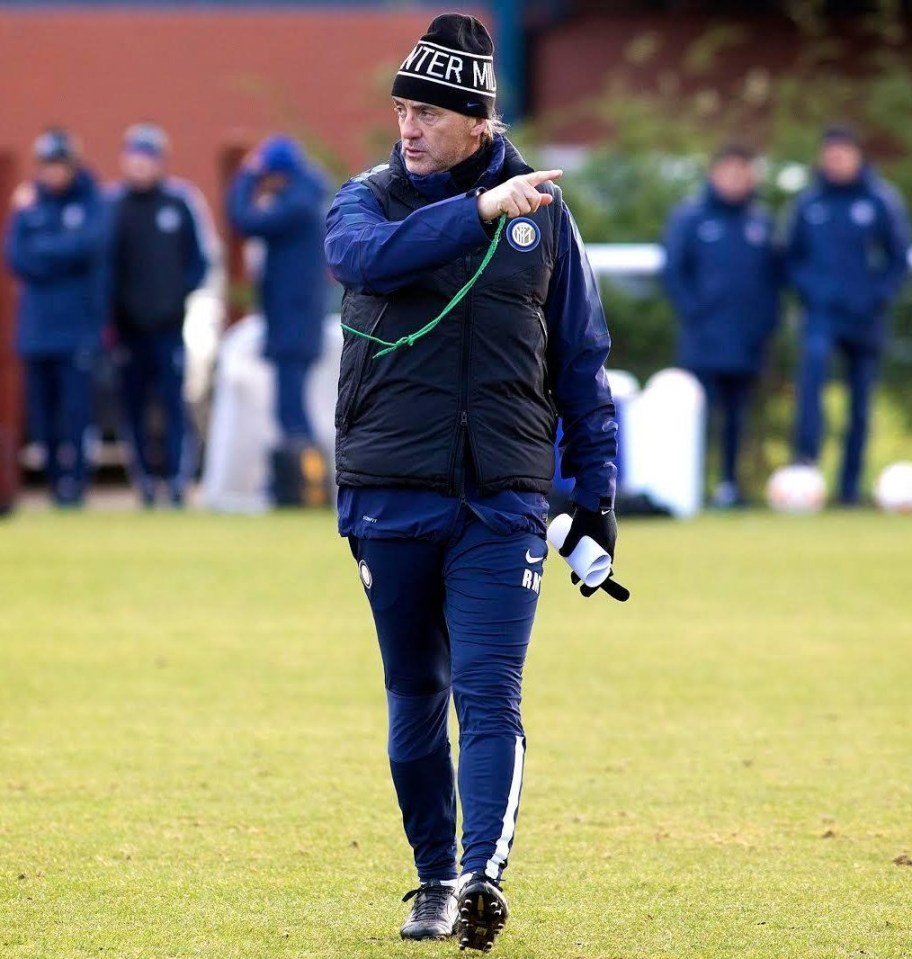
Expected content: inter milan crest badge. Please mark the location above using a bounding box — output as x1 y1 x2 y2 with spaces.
156 206 181 233
507 217 541 252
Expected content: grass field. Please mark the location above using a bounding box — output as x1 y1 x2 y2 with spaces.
2 508 911 959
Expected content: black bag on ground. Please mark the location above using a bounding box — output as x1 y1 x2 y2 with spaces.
270 441 330 508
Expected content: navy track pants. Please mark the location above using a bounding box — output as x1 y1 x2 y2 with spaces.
794 331 880 504
25 351 94 505
273 355 315 444
350 513 547 883
119 329 192 496
694 371 755 488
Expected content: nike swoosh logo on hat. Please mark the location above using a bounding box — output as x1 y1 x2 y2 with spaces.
525 549 544 564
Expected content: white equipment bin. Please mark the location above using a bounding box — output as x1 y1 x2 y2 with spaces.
623 368 706 518
200 314 342 513
200 314 277 513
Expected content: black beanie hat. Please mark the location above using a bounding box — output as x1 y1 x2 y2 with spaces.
392 13 496 119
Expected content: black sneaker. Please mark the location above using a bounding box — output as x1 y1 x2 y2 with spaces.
400 881 457 941
455 873 509 952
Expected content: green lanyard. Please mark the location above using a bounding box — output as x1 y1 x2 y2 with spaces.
341 214 507 359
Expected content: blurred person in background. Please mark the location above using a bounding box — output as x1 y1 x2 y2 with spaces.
325 12 624 950
109 123 209 508
5 128 107 507
226 136 328 453
785 125 910 505
662 143 781 508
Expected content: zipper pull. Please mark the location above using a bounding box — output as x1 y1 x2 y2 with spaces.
461 411 468 426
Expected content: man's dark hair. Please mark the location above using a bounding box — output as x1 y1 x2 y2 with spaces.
711 142 758 165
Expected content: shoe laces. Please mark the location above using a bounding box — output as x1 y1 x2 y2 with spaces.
402 883 454 922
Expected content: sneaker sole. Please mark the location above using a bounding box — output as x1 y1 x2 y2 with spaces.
400 929 454 941
455 885 507 952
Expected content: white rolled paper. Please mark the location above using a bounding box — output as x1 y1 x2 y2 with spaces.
546 512 612 588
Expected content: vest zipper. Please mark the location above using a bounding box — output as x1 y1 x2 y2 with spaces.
459 411 469 502
448 254 475 497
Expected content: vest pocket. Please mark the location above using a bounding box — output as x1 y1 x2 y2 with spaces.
336 303 388 428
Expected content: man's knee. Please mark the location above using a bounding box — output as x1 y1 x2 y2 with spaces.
452 664 524 738
386 686 450 763
799 333 831 374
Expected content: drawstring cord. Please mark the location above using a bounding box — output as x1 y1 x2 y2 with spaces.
341 214 507 360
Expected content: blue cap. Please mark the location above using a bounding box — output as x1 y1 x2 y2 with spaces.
821 123 862 148
259 136 305 175
123 122 169 158
34 128 77 164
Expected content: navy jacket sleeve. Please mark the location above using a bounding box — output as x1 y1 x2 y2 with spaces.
784 195 824 308
5 211 52 282
180 193 209 294
661 203 700 319
6 196 106 280
228 169 324 239
544 203 618 511
874 184 911 306
324 177 490 295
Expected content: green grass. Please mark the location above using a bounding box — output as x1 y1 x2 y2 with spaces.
2 509 911 959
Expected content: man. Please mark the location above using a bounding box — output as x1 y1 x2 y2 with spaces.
5 128 107 507
226 136 328 475
109 123 209 507
785 125 910 504
663 143 781 507
325 14 624 952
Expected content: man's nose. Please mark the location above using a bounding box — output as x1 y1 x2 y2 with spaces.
400 113 420 140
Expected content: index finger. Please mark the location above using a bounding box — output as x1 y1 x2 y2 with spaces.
524 169 563 187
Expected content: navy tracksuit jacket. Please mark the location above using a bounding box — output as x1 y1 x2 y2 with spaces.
109 179 208 498
662 183 781 488
5 168 108 504
227 164 328 441
784 167 910 502
325 136 617 884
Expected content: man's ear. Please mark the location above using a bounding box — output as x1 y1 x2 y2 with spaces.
468 117 488 139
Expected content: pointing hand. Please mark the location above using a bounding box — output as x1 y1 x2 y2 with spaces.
476 169 562 223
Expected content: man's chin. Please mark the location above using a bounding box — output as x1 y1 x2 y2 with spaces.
403 153 435 175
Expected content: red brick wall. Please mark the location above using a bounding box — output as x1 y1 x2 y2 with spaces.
0 8 450 205
528 13 903 143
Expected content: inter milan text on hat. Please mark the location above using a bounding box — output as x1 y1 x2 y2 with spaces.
392 13 496 119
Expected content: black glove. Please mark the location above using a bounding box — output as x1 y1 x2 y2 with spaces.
558 506 630 602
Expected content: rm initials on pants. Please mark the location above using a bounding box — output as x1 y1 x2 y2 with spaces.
521 569 541 594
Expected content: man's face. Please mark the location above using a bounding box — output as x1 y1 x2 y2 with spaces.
120 150 165 190
709 156 756 204
819 141 863 185
36 161 75 194
393 97 485 175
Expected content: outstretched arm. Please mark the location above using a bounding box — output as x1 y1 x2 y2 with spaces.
324 168 564 296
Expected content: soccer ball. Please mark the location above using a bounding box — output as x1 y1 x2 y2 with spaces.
873 462 912 514
765 465 827 514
